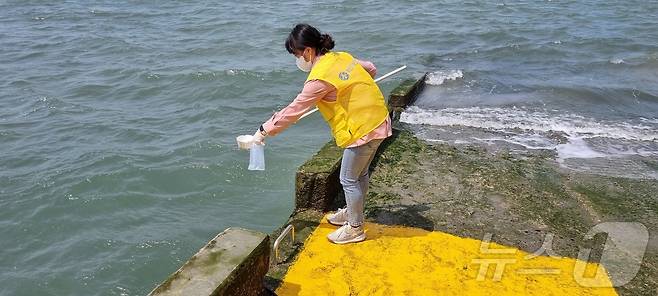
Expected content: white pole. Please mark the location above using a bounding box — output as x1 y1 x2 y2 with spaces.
297 65 407 120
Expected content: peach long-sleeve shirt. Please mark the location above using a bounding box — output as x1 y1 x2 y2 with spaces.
261 56 392 148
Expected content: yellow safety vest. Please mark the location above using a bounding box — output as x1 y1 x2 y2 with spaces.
306 51 389 148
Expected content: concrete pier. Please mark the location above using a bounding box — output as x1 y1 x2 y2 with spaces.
148 228 270 296
147 73 656 295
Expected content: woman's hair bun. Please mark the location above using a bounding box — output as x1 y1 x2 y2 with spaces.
319 33 335 53
285 24 336 55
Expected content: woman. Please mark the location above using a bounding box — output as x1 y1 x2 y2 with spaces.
253 24 392 244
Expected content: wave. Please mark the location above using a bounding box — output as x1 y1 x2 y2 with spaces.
425 70 463 85
400 106 658 142
609 58 625 64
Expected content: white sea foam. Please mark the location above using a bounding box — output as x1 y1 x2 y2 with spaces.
400 106 658 142
555 137 607 161
482 134 557 150
402 105 658 168
610 58 625 64
425 70 463 85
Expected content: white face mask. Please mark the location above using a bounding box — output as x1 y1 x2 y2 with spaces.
295 54 313 72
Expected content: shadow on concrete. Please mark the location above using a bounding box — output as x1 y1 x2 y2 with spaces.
366 203 435 231
261 276 301 296
263 280 300 296
263 283 302 296
309 217 432 241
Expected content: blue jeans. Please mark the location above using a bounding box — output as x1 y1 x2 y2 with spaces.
339 138 384 227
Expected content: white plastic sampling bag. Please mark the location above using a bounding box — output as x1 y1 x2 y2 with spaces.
248 142 265 171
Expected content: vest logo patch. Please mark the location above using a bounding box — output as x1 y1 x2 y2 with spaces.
338 71 350 81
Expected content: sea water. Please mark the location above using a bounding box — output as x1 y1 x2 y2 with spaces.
1 1 657 295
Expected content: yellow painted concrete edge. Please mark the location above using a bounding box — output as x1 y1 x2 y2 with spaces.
276 219 618 296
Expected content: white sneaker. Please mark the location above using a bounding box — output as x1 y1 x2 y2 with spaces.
327 224 366 244
326 208 348 226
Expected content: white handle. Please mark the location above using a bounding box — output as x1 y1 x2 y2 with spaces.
297 65 407 120
274 224 295 262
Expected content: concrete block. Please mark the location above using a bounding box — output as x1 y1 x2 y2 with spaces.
148 227 270 296
295 141 344 211
388 73 428 109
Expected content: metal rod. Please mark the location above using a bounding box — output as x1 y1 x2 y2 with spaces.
274 224 295 262
373 65 408 83
297 65 407 120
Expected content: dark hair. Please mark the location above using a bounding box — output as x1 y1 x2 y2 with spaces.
285 23 335 55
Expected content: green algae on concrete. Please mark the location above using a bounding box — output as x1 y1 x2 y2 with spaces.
388 74 427 108
364 127 657 296
295 141 344 211
388 72 427 110
297 141 342 173
148 227 270 296
388 73 427 123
